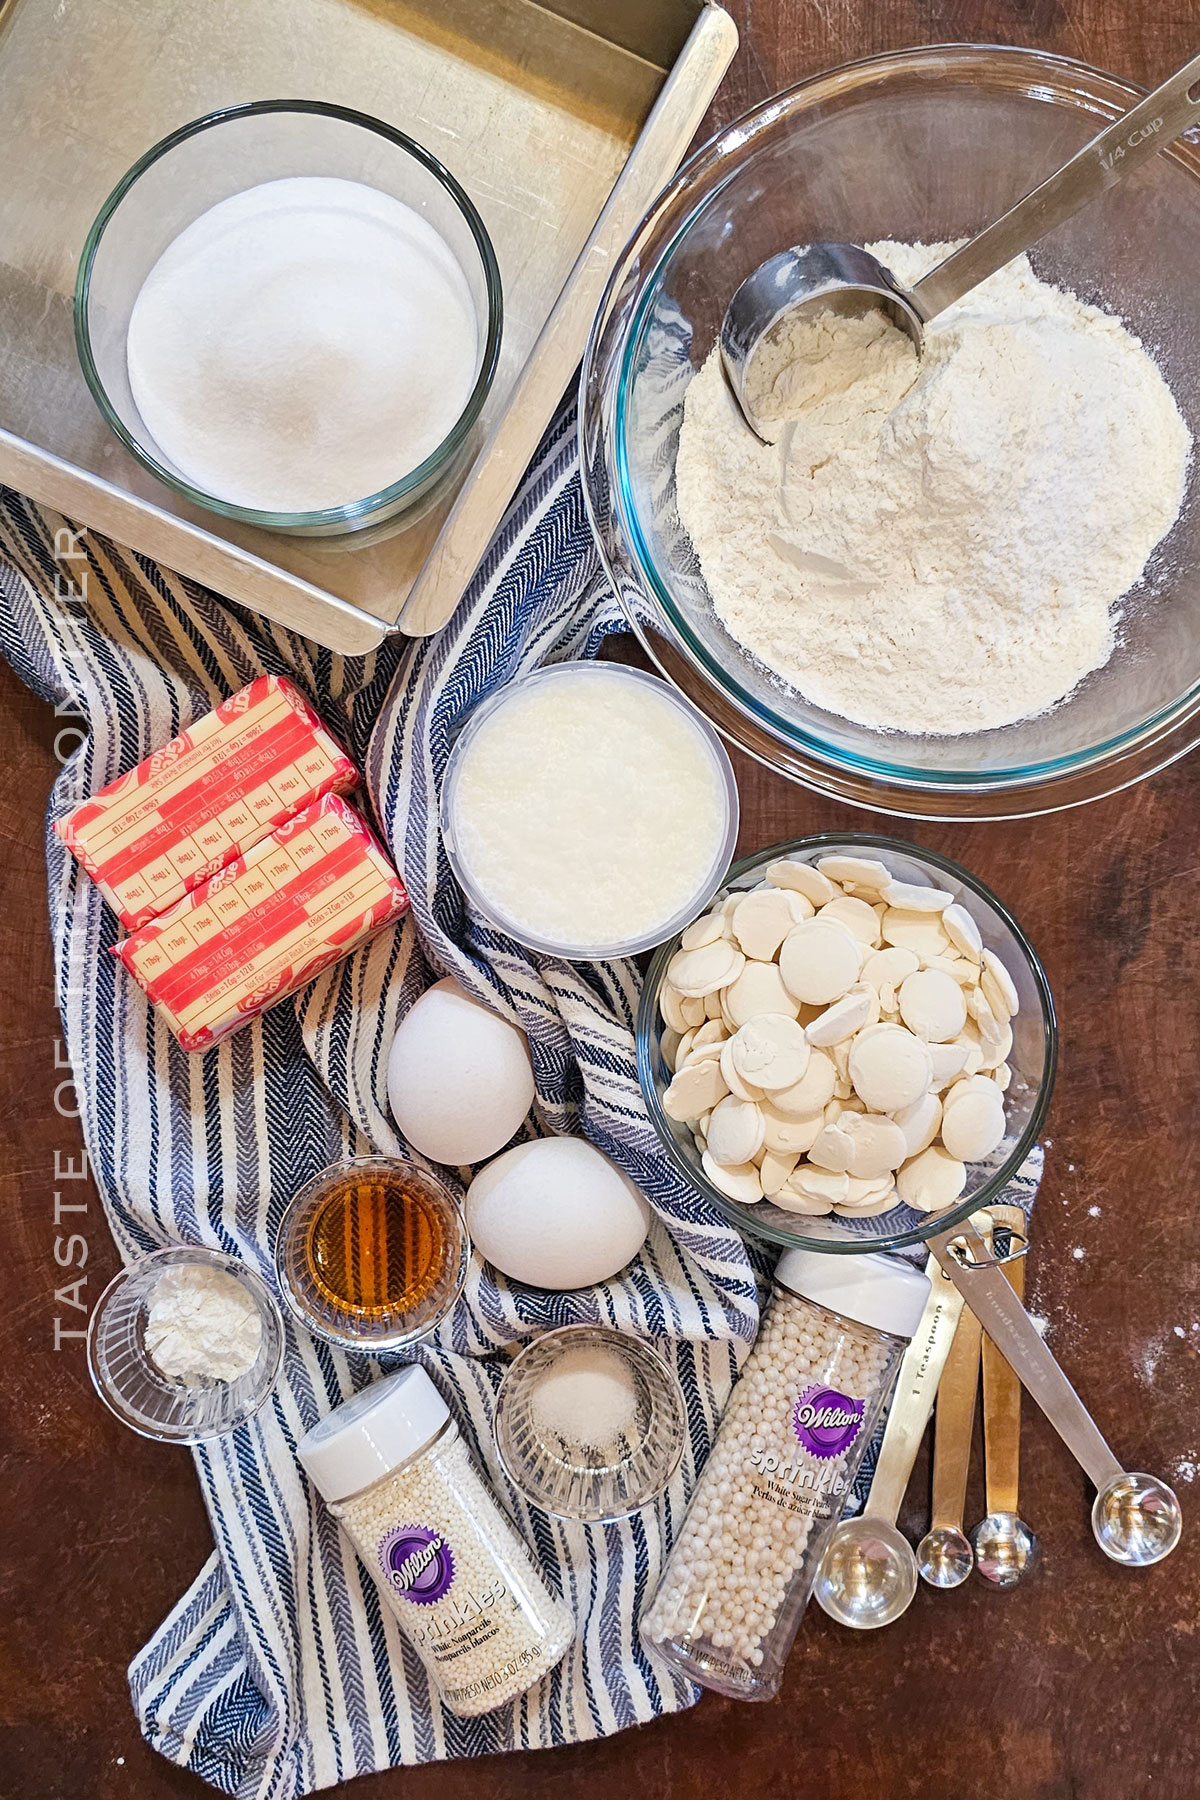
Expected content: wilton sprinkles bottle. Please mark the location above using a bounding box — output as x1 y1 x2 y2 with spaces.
641 1249 929 1700
299 1366 574 1716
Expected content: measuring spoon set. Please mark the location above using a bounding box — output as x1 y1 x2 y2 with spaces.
814 1204 1181 1631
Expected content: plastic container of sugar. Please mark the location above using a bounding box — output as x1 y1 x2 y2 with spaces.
440 663 739 959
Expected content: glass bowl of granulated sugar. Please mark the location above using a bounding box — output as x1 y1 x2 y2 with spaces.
76 100 502 536
581 46 1200 818
87 1245 285 1441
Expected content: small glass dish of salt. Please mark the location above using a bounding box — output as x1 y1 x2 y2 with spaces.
493 1324 687 1522
87 1245 285 1442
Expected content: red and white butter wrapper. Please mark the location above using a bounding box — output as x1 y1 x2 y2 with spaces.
54 675 358 928
114 795 409 1052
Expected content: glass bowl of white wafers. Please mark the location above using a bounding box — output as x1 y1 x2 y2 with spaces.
636 835 1056 1254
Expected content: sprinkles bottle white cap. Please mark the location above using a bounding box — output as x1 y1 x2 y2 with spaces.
774 1246 930 1340
298 1365 450 1504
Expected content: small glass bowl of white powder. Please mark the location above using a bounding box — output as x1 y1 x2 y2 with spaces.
76 100 502 535
441 662 739 958
493 1325 687 1521
87 1246 285 1442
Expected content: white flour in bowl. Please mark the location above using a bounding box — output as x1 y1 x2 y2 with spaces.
676 243 1192 736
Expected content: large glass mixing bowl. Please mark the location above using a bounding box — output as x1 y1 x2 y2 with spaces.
636 835 1056 1254
581 46 1200 818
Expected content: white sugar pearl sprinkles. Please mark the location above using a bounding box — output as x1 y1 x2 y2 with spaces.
640 1258 919 1700
658 850 1026 1221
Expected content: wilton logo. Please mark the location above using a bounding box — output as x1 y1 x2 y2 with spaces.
792 1385 865 1460
380 1524 455 1605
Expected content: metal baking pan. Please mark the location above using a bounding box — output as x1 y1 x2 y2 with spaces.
0 0 736 651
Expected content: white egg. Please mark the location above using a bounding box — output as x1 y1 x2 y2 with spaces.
387 976 535 1165
466 1137 651 1290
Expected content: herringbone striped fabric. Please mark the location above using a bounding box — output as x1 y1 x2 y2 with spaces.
0 402 761 1798
0 397 1038 1798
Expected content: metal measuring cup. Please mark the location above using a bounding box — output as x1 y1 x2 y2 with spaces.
722 51 1200 439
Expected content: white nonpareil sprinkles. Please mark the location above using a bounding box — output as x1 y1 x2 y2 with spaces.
333 1427 575 1717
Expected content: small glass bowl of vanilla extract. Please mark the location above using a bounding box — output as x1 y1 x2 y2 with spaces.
275 1156 469 1352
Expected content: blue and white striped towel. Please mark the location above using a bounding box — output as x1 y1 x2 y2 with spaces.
0 396 1038 1798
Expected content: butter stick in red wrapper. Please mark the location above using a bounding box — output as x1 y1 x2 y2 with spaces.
114 796 409 1051
55 674 358 928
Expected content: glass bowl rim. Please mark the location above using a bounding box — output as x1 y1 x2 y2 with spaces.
273 1153 470 1353
439 660 741 959
591 43 1200 795
86 1242 285 1442
635 831 1058 1255
74 96 504 531
492 1320 688 1521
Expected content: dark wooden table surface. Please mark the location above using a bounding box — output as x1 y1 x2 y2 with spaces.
4 5 1199 1798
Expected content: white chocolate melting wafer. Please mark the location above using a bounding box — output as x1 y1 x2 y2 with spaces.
769 1047 838 1116
834 1186 900 1217
837 1112 909 1179
921 952 976 987
702 1152 763 1204
897 1144 967 1212
680 911 725 951
760 1102 823 1156
941 1084 1007 1162
772 1187 834 1216
667 940 744 998
891 1091 942 1158
805 984 877 1046
816 855 891 893
706 1095 765 1167
881 878 955 913
720 1037 766 1103
730 889 802 961
759 1148 800 1196
897 967 967 1043
765 860 837 905
981 948 1020 1020
663 1057 729 1121
779 918 861 1006
723 958 800 1028
659 983 691 1034
848 1023 932 1112
861 946 919 1009
729 1014 810 1091
880 908 951 957
817 894 882 945
808 1123 855 1173
786 1165 850 1206
943 902 983 961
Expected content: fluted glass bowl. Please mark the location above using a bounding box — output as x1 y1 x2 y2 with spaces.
636 835 1056 1253
581 46 1200 817
87 1245 285 1442
493 1325 687 1522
